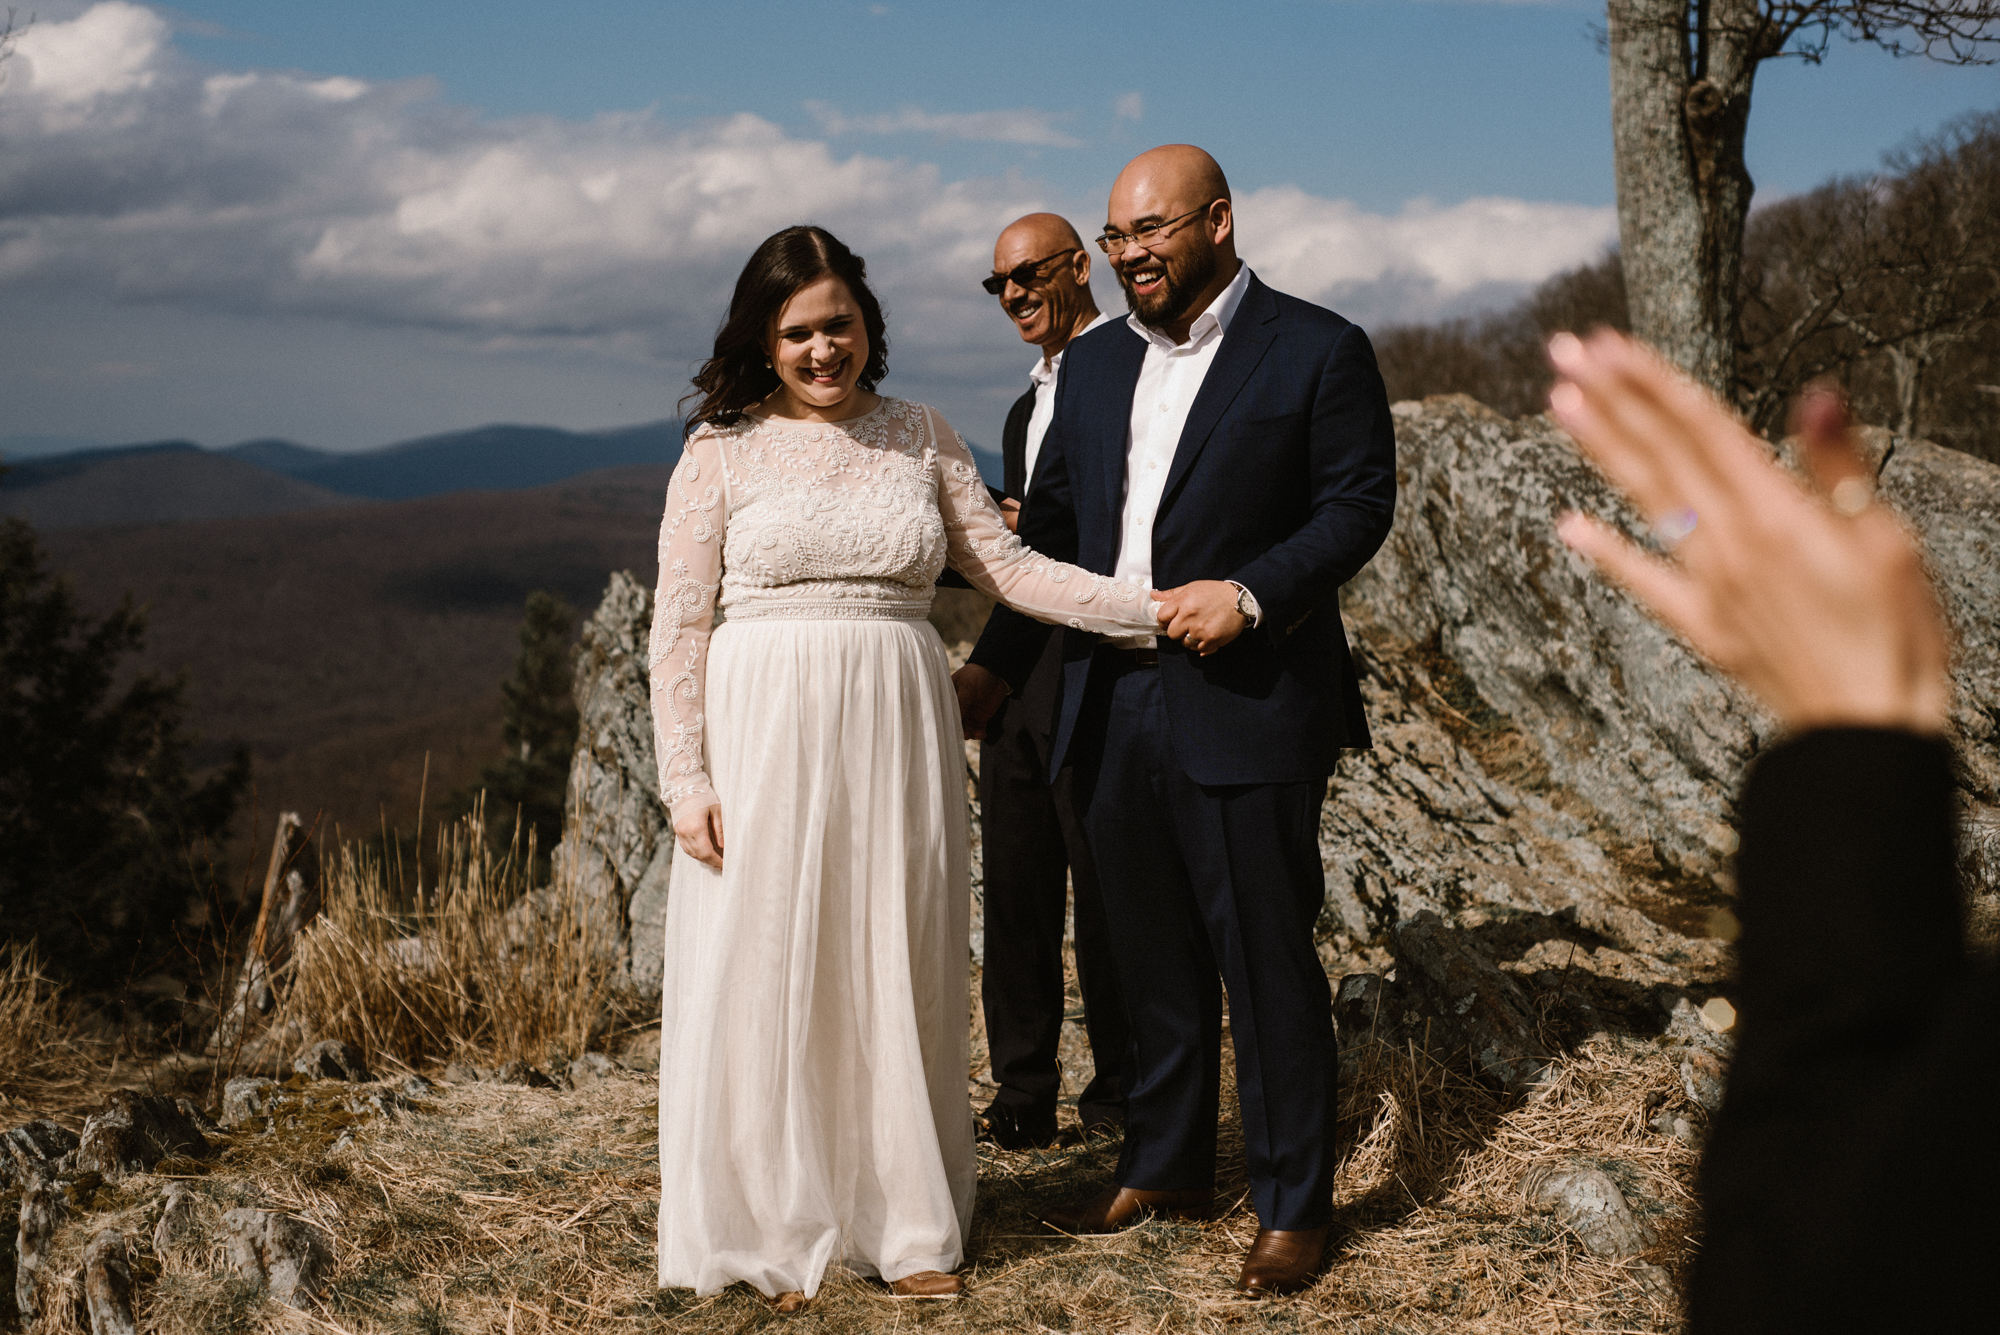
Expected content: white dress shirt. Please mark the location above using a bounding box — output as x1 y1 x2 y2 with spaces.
1022 311 1112 495
1109 262 1257 645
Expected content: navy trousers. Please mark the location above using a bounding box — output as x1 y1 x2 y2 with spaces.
980 637 1130 1124
1071 650 1338 1230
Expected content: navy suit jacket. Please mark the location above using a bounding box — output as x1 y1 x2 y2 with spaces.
967 272 1397 787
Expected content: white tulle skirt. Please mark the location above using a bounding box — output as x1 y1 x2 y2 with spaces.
655 615 976 1298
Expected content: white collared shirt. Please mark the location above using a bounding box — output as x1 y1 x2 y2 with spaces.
1106 262 1254 645
1022 311 1112 495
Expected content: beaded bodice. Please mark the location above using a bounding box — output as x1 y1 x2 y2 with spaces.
647 398 1160 808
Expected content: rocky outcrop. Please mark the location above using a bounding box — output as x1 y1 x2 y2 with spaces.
1525 1163 1654 1259
292 1038 372 1083
554 570 674 998
1346 399 2000 889
224 1208 331 1308
82 1230 139 1335
75 1091 213 1179
0 1118 78 1191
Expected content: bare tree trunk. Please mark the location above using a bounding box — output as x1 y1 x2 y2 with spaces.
1609 0 1766 399
210 812 318 1054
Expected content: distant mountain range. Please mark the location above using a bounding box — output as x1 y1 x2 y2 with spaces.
1 420 1003 530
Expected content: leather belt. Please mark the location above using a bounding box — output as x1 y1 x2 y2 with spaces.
1101 644 1159 667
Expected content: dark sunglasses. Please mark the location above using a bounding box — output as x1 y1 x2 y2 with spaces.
982 249 1076 296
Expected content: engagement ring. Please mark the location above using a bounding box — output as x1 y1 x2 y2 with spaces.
1655 507 1699 547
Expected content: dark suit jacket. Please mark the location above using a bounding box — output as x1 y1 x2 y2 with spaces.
1002 384 1037 499
968 271 1397 787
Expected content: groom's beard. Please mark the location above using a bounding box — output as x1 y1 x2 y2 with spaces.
1119 242 1219 331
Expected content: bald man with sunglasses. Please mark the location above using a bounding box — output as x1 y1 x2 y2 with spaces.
961 212 1128 1152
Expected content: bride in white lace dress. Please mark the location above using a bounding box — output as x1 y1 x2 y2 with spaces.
648 227 1161 1309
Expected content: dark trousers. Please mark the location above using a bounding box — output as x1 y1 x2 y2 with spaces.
979 637 1130 1124
1072 651 1337 1230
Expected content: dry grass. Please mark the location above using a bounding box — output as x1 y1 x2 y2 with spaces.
0 942 96 1113
268 806 640 1073
22 1013 1698 1335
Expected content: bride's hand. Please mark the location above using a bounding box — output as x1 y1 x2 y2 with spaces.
674 803 725 870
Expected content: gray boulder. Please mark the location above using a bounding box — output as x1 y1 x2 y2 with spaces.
555 570 675 999
0 1118 79 1191
75 1090 212 1178
567 1052 624 1088
1525 1162 1655 1259
224 1208 331 1308
152 1182 203 1259
220 1076 279 1129
14 1175 64 1321
1391 911 1552 1094
293 1038 372 1082
82 1230 138 1335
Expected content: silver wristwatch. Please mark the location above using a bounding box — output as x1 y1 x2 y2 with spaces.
1227 580 1261 627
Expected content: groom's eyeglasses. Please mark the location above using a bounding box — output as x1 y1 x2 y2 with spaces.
1096 202 1218 255
982 250 1076 296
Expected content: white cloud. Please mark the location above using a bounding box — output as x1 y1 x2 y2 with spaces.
1238 187 1619 322
804 100 1083 148
10 0 163 115
0 3 1618 412
1114 91 1144 123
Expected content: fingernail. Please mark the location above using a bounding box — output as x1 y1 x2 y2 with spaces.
1548 331 1583 364
1549 383 1584 415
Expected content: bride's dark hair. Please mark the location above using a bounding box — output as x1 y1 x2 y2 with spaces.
681 226 890 434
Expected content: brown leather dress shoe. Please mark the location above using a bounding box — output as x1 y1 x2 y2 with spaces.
1236 1226 1330 1296
888 1270 962 1297
1039 1184 1212 1234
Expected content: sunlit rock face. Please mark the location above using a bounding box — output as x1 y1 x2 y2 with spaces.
556 571 673 999
1330 397 2000 943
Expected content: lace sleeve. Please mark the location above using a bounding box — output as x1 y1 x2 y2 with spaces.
648 427 725 811
930 406 1160 636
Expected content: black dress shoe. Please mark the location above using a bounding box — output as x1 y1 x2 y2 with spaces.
976 1102 1058 1150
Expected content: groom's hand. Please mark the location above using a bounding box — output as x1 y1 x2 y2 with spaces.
1155 581 1248 657
952 663 1011 740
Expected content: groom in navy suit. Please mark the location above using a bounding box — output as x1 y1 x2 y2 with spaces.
954 145 1396 1295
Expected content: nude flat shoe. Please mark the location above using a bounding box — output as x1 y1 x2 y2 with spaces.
888 1270 963 1297
771 1291 809 1314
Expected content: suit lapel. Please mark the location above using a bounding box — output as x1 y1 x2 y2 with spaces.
1092 326 1148 563
1002 386 1034 498
1159 276 1278 506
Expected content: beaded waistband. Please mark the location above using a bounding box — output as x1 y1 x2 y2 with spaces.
720 600 933 623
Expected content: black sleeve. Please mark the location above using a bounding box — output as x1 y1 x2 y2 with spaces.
966 396 1078 692
1691 727 1999 1331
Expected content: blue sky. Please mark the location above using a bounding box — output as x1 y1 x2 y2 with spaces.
1 0 1993 455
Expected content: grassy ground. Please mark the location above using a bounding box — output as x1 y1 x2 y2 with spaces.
19 984 1696 1335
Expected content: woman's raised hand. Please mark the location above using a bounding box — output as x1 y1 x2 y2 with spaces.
1547 329 1951 736
673 802 725 871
